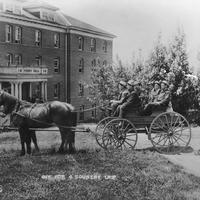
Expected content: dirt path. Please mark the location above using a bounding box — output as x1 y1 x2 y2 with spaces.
163 127 200 177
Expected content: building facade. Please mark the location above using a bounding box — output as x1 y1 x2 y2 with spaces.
0 0 115 121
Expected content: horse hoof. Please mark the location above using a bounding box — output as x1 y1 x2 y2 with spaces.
58 149 65 154
68 148 76 154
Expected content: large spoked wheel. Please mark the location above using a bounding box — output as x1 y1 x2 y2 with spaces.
102 118 138 150
95 117 116 148
149 112 191 154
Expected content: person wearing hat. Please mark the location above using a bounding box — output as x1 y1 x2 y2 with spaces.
148 81 160 103
144 80 170 115
115 80 141 118
110 80 129 116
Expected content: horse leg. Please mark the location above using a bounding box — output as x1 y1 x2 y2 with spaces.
65 129 75 154
19 128 25 156
68 130 75 153
58 128 66 153
26 132 32 155
31 130 40 152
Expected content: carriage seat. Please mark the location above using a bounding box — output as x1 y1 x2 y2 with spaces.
150 101 173 117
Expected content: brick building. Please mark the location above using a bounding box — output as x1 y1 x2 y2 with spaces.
0 0 115 121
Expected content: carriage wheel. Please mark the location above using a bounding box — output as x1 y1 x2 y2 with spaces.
149 112 191 154
102 118 138 150
95 117 116 148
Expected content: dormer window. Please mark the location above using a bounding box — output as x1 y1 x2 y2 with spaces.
42 12 48 20
35 30 41 46
42 11 55 22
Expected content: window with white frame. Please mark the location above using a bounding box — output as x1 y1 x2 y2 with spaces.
42 12 48 20
54 83 60 98
35 30 41 46
79 58 84 72
78 36 84 50
91 59 96 71
35 56 42 66
5 25 12 42
79 105 84 121
90 38 96 52
7 53 13 66
15 54 22 65
103 40 107 52
103 60 107 66
48 14 55 22
54 57 60 73
54 33 60 48
15 26 22 43
78 82 84 96
96 57 100 66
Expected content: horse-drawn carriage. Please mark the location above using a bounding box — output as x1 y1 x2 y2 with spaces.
95 108 191 154
0 90 192 155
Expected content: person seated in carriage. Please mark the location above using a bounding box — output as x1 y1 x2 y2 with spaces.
148 80 161 103
143 80 170 115
110 80 129 116
115 80 141 118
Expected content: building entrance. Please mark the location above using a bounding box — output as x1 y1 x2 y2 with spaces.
22 82 30 101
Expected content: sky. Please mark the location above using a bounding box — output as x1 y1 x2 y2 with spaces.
46 0 200 71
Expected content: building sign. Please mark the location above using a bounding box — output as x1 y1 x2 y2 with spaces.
17 67 48 74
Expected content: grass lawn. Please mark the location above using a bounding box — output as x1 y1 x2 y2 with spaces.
0 148 200 200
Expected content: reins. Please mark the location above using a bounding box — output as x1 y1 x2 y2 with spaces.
0 91 107 134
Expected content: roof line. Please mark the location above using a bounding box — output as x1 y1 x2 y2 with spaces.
69 26 116 38
57 12 72 26
0 13 66 29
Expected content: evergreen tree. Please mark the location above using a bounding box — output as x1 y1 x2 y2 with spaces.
87 61 116 106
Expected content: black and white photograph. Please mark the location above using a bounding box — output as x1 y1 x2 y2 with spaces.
0 0 200 199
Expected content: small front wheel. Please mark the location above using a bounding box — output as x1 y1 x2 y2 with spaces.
95 117 116 148
102 118 138 150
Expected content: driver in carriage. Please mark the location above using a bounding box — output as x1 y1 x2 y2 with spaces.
143 80 170 115
115 80 141 118
110 80 129 116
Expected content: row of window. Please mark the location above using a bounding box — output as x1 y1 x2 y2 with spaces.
78 58 108 73
5 25 109 52
5 24 60 48
5 53 60 73
78 36 108 53
5 53 108 73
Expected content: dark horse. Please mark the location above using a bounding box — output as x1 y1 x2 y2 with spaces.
0 90 77 156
